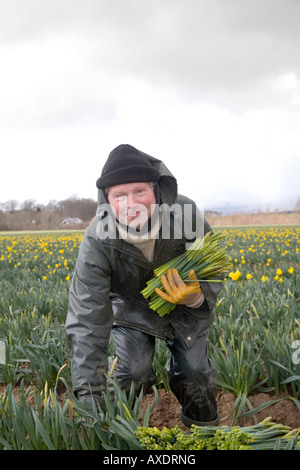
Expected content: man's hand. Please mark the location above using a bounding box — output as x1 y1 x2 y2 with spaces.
155 268 203 305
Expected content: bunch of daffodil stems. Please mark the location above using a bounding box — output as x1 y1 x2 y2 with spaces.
141 231 232 316
135 417 300 450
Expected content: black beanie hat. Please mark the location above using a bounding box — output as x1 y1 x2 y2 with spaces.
96 144 160 190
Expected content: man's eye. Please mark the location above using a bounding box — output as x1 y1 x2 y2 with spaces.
115 194 126 200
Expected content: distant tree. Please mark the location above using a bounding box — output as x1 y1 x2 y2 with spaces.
57 196 97 221
78 198 97 221
21 199 38 212
0 195 97 231
0 210 8 231
2 199 19 213
47 200 59 212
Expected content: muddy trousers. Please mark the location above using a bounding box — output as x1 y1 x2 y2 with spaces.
112 326 219 427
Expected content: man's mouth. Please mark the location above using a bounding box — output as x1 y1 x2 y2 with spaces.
127 211 140 220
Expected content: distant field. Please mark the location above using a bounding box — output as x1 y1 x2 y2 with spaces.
207 211 300 227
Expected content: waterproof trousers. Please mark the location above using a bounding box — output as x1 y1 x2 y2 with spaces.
112 326 219 427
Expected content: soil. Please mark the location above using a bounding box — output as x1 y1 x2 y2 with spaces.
141 388 300 432
1 383 299 433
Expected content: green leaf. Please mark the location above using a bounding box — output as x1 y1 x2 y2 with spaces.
32 413 55 450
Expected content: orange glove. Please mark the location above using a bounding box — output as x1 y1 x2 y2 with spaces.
155 268 203 305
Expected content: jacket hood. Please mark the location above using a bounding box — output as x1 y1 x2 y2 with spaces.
97 144 178 207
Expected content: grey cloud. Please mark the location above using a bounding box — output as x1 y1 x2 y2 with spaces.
1 0 300 116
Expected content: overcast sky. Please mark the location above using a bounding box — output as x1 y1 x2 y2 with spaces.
0 0 299 210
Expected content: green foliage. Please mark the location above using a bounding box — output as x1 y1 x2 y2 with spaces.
0 226 299 449
0 377 156 450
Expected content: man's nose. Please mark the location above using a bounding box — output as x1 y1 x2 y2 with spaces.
126 194 137 207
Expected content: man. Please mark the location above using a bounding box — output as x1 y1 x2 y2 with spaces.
65 144 223 427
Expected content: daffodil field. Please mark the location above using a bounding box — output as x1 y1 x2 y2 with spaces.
209 226 300 414
0 225 299 450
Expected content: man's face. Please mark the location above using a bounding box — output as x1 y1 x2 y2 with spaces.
107 182 156 229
